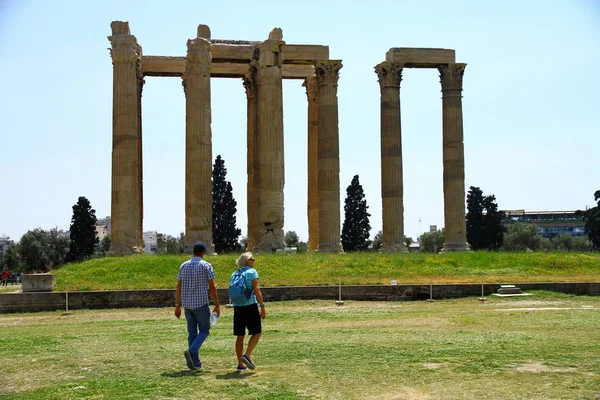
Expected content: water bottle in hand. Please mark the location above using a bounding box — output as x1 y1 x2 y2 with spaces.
210 312 218 326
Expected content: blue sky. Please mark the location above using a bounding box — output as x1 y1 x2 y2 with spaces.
1 0 599 243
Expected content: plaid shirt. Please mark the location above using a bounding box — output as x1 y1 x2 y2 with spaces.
177 256 215 309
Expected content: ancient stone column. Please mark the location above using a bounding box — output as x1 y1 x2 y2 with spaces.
303 76 319 251
439 63 469 252
375 62 406 252
183 25 213 252
243 68 261 250
315 60 343 252
108 21 143 256
254 29 286 251
136 55 144 254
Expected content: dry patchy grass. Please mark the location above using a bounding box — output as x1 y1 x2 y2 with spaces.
0 294 599 399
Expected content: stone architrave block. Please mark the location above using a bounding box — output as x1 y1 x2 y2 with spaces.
385 48 455 67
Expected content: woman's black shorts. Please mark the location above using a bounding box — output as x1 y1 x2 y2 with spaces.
233 303 262 336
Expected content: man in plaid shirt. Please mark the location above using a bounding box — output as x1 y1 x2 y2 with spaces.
175 242 221 370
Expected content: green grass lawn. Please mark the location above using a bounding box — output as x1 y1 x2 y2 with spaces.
0 292 598 399
53 251 600 291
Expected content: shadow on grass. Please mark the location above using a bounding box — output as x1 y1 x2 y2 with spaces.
161 370 202 378
216 371 257 380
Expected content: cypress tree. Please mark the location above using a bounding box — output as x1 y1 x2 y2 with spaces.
341 175 371 251
212 155 242 253
467 186 504 250
66 196 98 262
466 186 485 250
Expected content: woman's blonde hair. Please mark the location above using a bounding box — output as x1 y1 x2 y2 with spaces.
236 252 254 267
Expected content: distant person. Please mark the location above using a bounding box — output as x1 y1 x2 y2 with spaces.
175 242 220 370
230 252 266 372
1 270 8 286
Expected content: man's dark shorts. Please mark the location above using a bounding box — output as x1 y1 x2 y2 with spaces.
233 303 262 336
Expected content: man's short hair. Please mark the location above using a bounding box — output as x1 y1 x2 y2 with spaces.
193 242 206 255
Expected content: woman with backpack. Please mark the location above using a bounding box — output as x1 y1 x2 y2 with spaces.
230 252 266 372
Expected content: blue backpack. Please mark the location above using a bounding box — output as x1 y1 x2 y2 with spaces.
229 269 254 303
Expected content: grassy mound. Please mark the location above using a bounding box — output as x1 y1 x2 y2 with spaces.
53 251 600 291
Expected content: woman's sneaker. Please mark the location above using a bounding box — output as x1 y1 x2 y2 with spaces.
236 365 248 372
241 355 255 370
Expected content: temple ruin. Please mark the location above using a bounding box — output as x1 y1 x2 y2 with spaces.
107 21 468 255
375 48 469 252
107 21 342 255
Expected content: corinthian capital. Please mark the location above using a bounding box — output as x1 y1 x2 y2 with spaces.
315 60 343 87
108 34 140 64
375 62 403 89
243 70 256 99
256 39 285 68
186 38 212 65
183 38 211 84
303 76 318 102
439 63 466 91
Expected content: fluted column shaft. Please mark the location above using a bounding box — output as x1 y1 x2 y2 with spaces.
315 61 343 252
304 76 319 251
137 64 144 253
108 22 143 256
439 63 469 251
255 36 286 251
183 36 213 252
243 71 261 250
375 62 406 252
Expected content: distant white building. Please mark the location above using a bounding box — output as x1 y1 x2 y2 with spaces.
95 216 111 241
409 242 420 252
0 236 15 257
143 231 158 254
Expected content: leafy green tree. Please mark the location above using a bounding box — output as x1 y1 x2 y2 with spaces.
404 236 413 249
296 241 308 253
572 236 593 252
239 236 248 250
503 222 547 251
160 233 186 255
1 244 23 272
371 230 383 251
66 196 99 262
466 186 504 250
212 155 242 253
341 175 371 252
46 228 70 267
96 234 111 256
549 234 592 252
419 229 445 253
550 233 574 251
578 190 600 250
18 229 50 271
284 231 299 247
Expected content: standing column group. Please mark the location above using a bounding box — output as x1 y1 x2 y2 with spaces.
243 70 261 251
304 77 319 252
108 21 143 256
375 62 406 252
251 29 286 251
375 60 468 252
439 63 469 251
183 26 213 252
315 61 343 252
